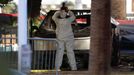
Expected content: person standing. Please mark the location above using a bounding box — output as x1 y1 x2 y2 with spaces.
52 2 77 71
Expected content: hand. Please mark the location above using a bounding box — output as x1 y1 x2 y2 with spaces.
65 7 69 12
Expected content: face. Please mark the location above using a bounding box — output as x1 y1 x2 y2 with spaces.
60 10 67 18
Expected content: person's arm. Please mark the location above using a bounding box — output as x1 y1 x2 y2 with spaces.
67 11 76 22
52 11 60 22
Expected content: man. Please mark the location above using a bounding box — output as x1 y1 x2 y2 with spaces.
52 2 77 70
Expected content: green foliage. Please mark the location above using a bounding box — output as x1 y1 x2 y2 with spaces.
32 16 43 27
2 2 17 13
0 0 12 4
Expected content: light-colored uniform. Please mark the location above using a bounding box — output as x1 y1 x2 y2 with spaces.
52 10 77 70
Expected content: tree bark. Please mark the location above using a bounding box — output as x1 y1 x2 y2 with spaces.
132 0 134 12
88 0 112 75
111 0 126 19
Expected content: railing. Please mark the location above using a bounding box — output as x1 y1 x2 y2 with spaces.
29 37 90 71
0 36 90 74
29 38 58 71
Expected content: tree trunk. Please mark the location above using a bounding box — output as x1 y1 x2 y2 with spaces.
88 0 112 75
111 0 126 19
132 0 134 12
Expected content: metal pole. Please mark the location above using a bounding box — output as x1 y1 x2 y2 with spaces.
18 0 28 73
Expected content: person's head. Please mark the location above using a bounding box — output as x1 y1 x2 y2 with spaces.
58 2 70 18
60 2 68 12
61 2 67 8
59 10 67 18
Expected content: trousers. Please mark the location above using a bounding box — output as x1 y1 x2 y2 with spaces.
55 38 77 70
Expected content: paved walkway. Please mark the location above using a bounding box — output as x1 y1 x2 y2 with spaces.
30 70 134 75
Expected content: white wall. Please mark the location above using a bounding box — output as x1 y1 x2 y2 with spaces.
126 0 133 13
42 0 91 9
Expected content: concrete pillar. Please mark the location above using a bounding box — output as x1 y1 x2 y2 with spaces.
18 0 29 74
